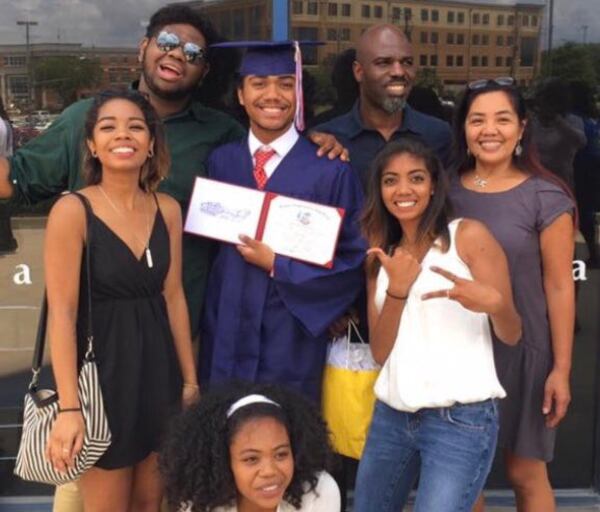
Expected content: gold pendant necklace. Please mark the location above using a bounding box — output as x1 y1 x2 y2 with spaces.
97 185 154 268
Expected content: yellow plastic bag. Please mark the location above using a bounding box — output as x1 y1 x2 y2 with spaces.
321 321 380 460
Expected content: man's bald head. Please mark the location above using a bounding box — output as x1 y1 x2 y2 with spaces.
353 24 416 115
356 24 411 64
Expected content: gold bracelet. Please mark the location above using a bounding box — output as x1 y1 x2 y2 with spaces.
386 289 408 301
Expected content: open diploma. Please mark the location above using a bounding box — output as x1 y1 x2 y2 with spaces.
184 177 345 268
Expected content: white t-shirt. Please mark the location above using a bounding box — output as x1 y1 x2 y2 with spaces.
211 471 340 512
374 219 506 412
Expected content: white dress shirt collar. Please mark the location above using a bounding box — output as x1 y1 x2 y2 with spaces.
248 124 299 179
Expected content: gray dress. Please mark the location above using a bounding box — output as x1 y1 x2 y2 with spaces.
449 175 574 462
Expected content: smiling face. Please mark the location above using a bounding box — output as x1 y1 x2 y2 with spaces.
464 90 526 168
354 26 416 114
86 98 153 174
230 417 294 512
238 74 296 143
381 152 434 226
139 23 208 101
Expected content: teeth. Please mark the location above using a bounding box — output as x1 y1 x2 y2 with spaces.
262 107 284 113
480 142 501 150
111 147 134 154
395 201 416 207
261 485 278 491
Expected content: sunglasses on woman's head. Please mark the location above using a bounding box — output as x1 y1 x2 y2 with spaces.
155 31 206 64
468 77 515 90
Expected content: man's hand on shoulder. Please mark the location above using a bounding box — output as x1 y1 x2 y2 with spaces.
307 131 350 162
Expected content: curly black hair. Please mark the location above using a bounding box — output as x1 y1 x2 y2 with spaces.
160 383 333 511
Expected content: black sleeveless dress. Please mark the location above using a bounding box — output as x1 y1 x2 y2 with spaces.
75 194 182 469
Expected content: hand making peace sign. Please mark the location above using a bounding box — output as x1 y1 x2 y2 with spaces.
422 265 503 315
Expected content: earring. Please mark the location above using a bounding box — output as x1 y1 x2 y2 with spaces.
514 142 523 156
466 147 471 157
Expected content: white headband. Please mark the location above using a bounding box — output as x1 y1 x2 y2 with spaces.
226 394 281 419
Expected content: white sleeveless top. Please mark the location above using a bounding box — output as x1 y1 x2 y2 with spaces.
374 219 506 412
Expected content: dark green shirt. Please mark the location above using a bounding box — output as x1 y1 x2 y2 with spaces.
9 97 245 335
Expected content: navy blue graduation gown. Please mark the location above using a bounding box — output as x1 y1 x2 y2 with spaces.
200 136 366 400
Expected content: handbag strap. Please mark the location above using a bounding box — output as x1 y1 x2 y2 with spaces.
29 192 94 390
344 319 366 368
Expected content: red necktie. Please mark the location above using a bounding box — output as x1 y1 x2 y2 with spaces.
253 148 276 190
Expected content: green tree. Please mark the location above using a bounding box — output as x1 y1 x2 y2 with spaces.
540 43 597 88
415 67 444 95
34 56 103 108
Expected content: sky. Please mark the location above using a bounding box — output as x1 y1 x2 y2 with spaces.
0 0 597 48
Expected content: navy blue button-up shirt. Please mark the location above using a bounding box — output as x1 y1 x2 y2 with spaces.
315 101 452 192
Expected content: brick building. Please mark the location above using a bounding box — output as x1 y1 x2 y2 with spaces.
182 0 544 89
0 43 139 111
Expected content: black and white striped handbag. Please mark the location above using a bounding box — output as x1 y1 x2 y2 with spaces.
14 193 111 485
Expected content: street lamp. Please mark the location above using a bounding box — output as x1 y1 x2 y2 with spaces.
16 20 38 104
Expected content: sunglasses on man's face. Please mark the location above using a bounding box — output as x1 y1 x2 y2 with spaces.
468 76 515 90
155 30 206 64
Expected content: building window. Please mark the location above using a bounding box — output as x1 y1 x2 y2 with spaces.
472 34 480 45
457 55 464 66
457 12 465 23
497 35 504 46
340 28 350 41
472 13 480 24
432 10 439 22
447 11 455 23
431 32 439 44
292 1 303 15
447 33 455 44
4 56 27 67
508 15 515 25
532 15 538 26
496 56 503 67
404 7 412 20
507 36 515 46
520 36 537 66
457 33 465 45
482 56 488 66
392 7 401 20
328 3 338 16
506 56 513 67
522 15 529 26
430 55 438 66
420 31 428 44
482 34 489 45
341 3 351 16
374 5 383 18
361 4 370 18
446 55 454 66
421 9 429 22
420 54 428 66
8 75 29 97
471 56 479 67
327 28 337 41
307 2 318 15
482 13 489 25
497 14 504 26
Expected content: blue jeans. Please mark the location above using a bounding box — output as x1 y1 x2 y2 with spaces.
353 399 499 512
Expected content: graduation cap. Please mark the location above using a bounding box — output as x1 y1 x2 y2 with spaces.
210 40 322 131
